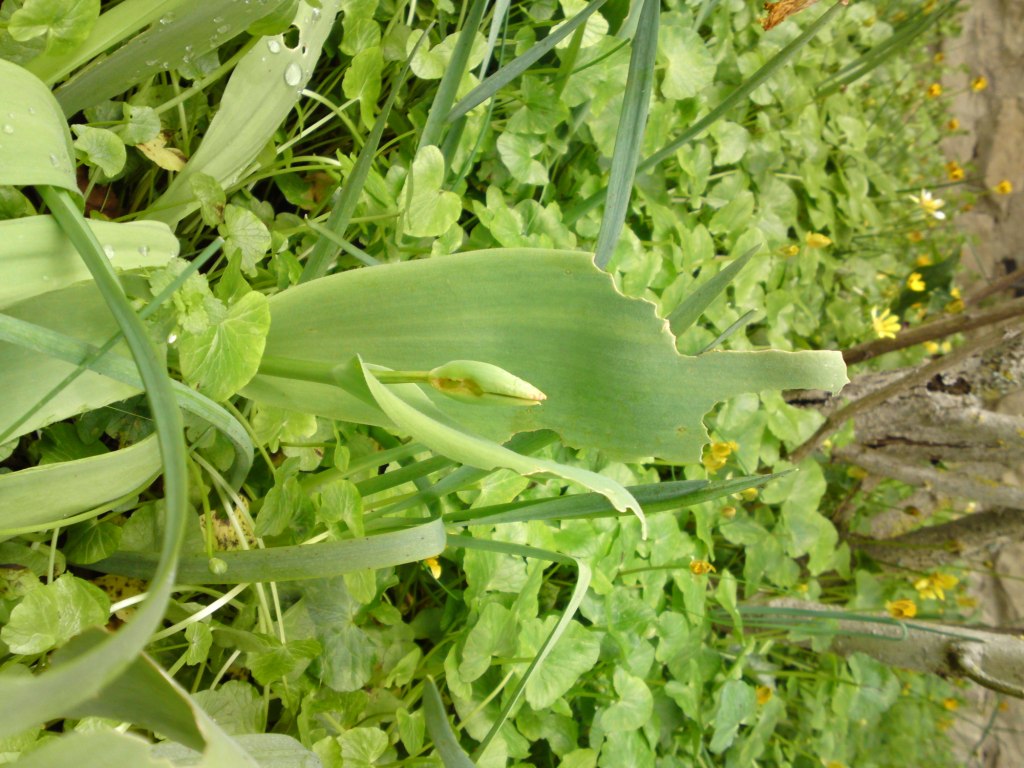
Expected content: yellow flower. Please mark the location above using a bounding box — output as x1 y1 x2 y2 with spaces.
994 179 1014 195
424 557 442 579
886 599 918 619
720 505 737 519
914 573 959 601
933 52 944 64
947 117 960 131
805 232 832 248
907 231 925 243
782 244 800 257
739 487 759 501
915 254 933 267
923 341 940 354
906 272 926 292
711 440 739 459
945 161 964 181
950 287 961 299
870 307 901 339
945 297 965 314
689 559 716 576
942 697 960 711
927 83 943 98
910 189 946 219
756 686 773 705
971 75 988 92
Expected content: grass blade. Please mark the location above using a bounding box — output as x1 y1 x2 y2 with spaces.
423 678 478 768
418 0 487 153
53 0 282 116
668 245 759 337
447 472 785 527
447 0 610 122
593 0 659 270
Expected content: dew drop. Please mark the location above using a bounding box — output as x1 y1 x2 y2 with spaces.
138 245 150 257
267 39 281 53
217 24 230 34
27 106 35 115
42 275 50 282
103 244 116 260
49 153 59 167
212 15 223 23
159 13 173 24
2 124 13 134
283 62 302 86
146 58 158 66
311 7 321 20
167 332 178 344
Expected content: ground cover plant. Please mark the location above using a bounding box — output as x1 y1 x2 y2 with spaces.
0 0 1004 765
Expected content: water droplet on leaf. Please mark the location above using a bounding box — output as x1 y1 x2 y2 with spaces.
284 62 302 86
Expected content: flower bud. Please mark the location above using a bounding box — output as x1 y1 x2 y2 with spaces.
427 360 546 406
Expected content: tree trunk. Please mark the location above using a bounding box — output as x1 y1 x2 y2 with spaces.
762 598 1024 698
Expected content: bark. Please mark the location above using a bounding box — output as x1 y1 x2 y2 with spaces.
850 507 1024 571
764 598 1024 698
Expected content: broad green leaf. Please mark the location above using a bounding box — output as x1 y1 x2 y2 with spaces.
709 679 756 754
117 104 160 145
8 0 99 49
179 291 271 402
1 573 109 654
0 58 76 192
0 434 159 534
184 622 212 666
397 708 425 756
220 204 271 276
459 602 514 682
599 668 653 732
497 132 548 185
72 124 126 176
190 173 226 227
342 46 383 130
339 727 389 765
63 519 123 564
192 681 264 736
11 731 174 768
659 22 715 100
0 216 175 311
245 251 847 466
400 145 462 237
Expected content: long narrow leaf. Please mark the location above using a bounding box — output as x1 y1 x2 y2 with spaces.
150 0 340 227
447 0 610 122
0 314 253 489
668 245 759 337
419 0 487 153
85 516 446 584
593 0 659 270
423 678 478 768
0 186 188 739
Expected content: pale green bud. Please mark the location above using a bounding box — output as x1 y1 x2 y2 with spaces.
427 360 546 406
